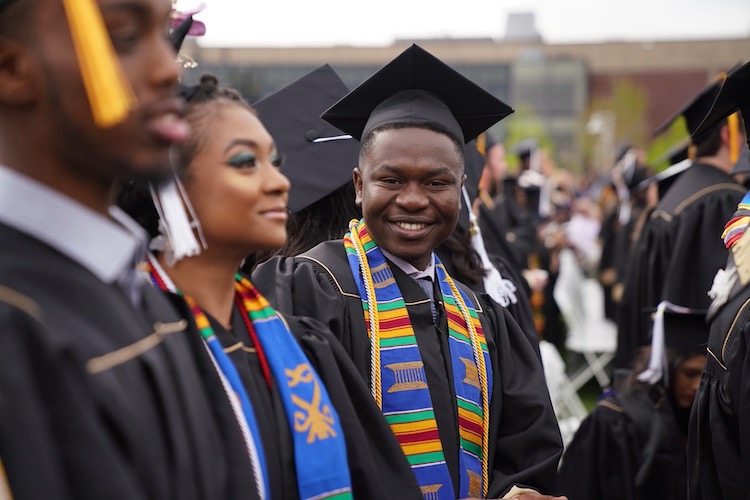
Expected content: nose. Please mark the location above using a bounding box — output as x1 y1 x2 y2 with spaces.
148 33 182 91
395 182 429 212
263 163 291 197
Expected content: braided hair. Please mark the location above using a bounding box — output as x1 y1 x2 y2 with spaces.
117 74 251 237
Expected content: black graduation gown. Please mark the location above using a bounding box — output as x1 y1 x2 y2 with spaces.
0 223 256 499
616 163 745 368
478 196 536 271
165 292 422 500
435 246 540 356
558 390 688 500
599 210 620 320
252 240 563 498
688 281 750 499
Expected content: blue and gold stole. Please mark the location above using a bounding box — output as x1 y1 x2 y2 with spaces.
343 219 493 499
147 258 353 500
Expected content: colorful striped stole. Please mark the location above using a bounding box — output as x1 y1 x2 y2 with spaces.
234 275 353 500
145 259 268 500
723 190 750 250
343 219 493 499
146 259 353 500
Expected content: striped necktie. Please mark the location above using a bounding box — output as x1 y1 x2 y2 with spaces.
415 276 438 324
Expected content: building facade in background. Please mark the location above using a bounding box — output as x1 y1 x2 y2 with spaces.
182 35 749 170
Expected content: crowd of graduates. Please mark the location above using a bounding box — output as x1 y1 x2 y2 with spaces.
1 0 750 499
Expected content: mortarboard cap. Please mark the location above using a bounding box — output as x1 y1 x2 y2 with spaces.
692 60 750 146
169 16 193 53
652 75 725 138
662 308 709 351
321 44 513 145
638 303 707 384
514 138 539 160
637 158 692 198
253 65 359 213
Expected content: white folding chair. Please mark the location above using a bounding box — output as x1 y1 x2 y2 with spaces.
553 248 617 391
539 339 588 447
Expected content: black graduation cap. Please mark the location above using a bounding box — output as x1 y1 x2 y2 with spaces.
637 305 707 384
321 44 513 145
170 16 193 53
692 60 750 144
662 309 708 351
641 306 708 350
514 138 539 160
253 65 359 213
637 158 692 199
652 75 725 138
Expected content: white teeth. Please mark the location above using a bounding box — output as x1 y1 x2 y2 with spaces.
396 222 426 231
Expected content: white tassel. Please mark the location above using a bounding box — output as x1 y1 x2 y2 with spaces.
148 160 207 266
462 187 518 307
637 301 691 385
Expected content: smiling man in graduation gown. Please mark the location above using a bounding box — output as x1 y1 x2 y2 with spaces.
616 74 747 369
253 44 563 500
0 1 257 498
686 60 750 500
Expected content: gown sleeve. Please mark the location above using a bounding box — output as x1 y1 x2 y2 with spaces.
252 255 352 344
688 289 750 499
556 399 640 500
481 295 564 498
0 301 144 500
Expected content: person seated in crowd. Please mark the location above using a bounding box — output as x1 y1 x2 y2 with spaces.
558 307 707 500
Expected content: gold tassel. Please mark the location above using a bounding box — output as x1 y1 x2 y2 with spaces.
728 111 740 164
62 0 137 128
688 144 697 161
476 132 486 156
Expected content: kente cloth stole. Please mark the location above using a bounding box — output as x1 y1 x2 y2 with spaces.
146 259 353 500
343 219 493 499
145 258 269 500
723 190 750 250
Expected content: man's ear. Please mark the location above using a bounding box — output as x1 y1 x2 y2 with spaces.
353 166 363 207
0 37 37 106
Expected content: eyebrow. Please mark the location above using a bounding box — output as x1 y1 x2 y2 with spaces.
380 164 456 177
224 139 277 154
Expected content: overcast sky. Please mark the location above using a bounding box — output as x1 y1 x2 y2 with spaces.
175 0 750 48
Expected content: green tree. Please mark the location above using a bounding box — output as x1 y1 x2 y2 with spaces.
579 79 649 172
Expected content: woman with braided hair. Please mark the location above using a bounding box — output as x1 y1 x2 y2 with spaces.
119 73 420 500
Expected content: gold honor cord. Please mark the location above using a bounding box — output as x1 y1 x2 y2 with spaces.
443 272 490 497
349 219 384 407
62 0 137 127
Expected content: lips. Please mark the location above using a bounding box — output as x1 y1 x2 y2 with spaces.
144 97 191 145
259 208 288 222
